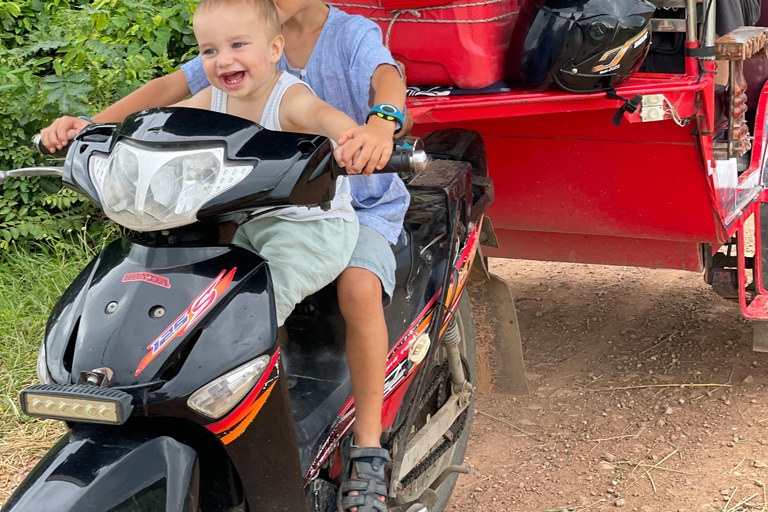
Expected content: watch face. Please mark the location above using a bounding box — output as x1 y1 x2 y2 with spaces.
380 104 398 114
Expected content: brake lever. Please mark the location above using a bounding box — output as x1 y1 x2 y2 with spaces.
0 167 64 184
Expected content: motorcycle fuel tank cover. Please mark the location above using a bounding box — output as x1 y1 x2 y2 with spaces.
44 238 275 389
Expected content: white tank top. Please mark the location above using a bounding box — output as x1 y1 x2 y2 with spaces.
210 72 355 223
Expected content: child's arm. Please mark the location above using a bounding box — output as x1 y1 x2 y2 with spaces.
333 63 407 176
280 85 359 146
172 87 212 109
39 70 191 153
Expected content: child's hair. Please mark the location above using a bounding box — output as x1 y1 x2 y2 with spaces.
196 0 281 35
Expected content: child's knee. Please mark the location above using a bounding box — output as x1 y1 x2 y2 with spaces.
338 269 383 314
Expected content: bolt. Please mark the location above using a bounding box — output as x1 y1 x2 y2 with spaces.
105 301 118 314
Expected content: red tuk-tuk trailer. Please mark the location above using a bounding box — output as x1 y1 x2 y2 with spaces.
339 0 768 394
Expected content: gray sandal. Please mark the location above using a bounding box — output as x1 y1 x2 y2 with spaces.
339 446 391 512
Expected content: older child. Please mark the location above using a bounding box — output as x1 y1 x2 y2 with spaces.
181 0 370 329
40 1 409 509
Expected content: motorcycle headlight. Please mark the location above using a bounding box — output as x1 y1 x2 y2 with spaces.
89 141 252 231
36 341 53 385
187 355 271 419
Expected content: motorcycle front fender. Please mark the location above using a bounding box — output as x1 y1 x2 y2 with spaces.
1 424 199 512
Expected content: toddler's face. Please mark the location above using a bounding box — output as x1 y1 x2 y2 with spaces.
194 4 282 99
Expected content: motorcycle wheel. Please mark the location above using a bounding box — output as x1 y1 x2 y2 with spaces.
396 291 477 511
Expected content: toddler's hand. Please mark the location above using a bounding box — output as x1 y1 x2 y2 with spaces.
40 116 92 153
333 117 395 177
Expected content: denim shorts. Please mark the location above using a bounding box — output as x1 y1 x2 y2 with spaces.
346 225 397 306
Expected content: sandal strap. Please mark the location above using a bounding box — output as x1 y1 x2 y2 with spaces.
340 446 391 512
349 446 391 464
341 478 388 496
341 494 388 512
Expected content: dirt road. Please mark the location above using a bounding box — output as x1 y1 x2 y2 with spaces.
451 258 768 511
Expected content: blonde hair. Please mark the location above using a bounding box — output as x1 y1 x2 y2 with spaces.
196 0 281 36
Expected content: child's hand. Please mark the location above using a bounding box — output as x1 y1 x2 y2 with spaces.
40 116 92 153
333 117 396 177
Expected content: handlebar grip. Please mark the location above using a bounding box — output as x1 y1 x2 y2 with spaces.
332 146 428 177
33 134 70 158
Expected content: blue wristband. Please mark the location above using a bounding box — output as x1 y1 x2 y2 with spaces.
367 104 404 131
78 115 94 124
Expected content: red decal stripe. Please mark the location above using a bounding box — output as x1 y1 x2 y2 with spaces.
207 349 280 435
220 381 277 445
135 268 237 376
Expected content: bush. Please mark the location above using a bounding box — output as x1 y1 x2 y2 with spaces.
0 0 198 252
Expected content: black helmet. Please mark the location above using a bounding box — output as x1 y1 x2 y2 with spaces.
507 0 655 93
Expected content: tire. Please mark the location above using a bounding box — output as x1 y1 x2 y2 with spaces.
395 291 477 511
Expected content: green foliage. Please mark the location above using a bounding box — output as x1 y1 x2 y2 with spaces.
0 0 198 253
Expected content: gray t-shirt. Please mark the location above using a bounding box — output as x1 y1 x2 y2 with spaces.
182 7 410 243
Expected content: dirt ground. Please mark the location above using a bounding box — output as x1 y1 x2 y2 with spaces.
448 258 768 512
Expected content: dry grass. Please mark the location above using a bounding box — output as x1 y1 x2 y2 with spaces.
0 421 65 504
0 248 90 506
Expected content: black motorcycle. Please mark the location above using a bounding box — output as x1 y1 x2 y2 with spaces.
0 108 492 512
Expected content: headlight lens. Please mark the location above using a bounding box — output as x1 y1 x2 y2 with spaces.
187 355 271 419
89 141 252 231
36 341 53 385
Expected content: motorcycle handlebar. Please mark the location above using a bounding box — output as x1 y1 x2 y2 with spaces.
31 132 427 177
33 134 70 158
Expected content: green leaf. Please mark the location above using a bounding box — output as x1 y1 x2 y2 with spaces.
95 12 107 31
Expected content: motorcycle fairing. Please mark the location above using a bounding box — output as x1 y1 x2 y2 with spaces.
39 238 310 511
1 424 200 512
136 267 238 376
44 239 275 391
64 109 340 221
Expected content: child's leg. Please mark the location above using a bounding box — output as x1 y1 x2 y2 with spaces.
337 267 388 447
233 216 359 326
337 225 397 447
336 226 397 510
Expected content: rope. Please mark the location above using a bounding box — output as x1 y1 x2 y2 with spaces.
330 0 517 47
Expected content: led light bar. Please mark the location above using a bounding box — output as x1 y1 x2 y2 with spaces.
20 384 133 425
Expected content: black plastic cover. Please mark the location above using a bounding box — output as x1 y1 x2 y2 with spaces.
1 425 199 512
